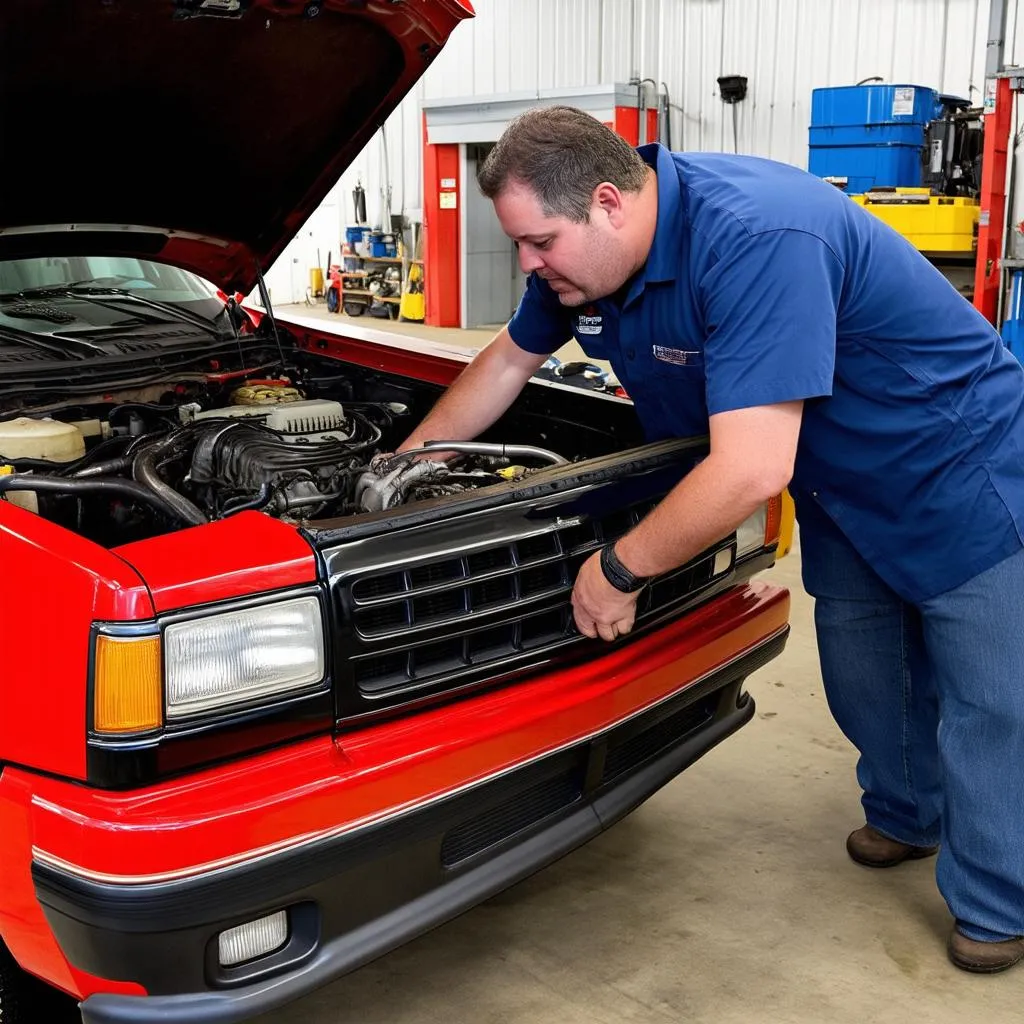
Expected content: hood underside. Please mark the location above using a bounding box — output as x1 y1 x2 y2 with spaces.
0 0 472 293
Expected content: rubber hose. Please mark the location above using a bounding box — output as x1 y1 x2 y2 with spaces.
0 474 205 526
67 457 132 479
132 439 208 526
221 483 273 515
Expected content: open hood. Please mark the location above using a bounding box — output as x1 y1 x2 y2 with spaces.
0 0 473 294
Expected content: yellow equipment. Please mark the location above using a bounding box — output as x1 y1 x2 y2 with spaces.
850 188 978 255
777 491 796 559
309 266 324 298
399 261 425 322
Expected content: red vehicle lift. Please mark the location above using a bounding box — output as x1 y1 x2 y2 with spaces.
973 0 1024 326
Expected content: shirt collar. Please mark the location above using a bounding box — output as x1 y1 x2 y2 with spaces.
620 143 684 306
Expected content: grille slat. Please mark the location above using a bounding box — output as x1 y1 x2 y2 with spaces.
412 589 466 624
352 571 406 601
470 576 515 609
467 548 513 574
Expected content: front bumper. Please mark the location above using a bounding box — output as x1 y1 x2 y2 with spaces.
20 583 788 1023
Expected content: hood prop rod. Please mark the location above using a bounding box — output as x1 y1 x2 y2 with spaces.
254 261 288 374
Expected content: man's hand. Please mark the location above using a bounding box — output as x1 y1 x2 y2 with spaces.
571 551 640 641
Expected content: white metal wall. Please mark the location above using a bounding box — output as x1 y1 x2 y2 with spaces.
266 0 1024 304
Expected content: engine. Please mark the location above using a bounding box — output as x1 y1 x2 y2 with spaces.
0 378 565 546
180 394 385 517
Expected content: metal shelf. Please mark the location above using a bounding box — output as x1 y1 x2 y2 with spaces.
339 253 414 309
349 255 423 264
341 290 400 303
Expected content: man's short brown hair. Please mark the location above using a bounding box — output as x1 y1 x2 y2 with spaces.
477 105 650 222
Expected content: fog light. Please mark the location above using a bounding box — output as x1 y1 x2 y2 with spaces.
218 910 288 967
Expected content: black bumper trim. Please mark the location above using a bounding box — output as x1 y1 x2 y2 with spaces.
35 629 787 1024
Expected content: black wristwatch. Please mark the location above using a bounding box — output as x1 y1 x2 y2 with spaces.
599 543 651 593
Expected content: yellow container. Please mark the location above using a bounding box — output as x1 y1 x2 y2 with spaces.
399 291 425 322
851 189 978 254
777 490 796 559
309 267 325 297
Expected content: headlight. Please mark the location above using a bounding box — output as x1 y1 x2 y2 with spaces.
735 505 768 558
164 596 325 720
735 496 785 558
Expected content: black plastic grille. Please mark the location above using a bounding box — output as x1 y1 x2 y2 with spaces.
353 605 577 694
439 690 722 866
440 770 583 867
600 694 718 784
340 498 734 700
350 502 655 642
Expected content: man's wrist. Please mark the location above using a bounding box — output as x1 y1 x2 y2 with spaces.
599 542 651 593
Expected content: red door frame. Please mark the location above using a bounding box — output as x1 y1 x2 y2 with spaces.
423 115 462 328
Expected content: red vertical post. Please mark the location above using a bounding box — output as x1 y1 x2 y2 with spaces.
612 106 640 145
423 115 461 328
646 107 659 145
612 105 657 147
974 76 1012 324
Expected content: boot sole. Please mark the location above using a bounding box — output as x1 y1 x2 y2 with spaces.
847 844 939 869
948 946 1024 974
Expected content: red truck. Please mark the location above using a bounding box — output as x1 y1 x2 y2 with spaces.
0 2 791 1021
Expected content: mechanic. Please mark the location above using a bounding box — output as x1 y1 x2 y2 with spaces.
396 104 1024 974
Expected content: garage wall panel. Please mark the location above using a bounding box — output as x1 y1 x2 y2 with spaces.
266 0 1024 304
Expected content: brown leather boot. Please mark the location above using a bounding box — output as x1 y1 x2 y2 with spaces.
948 929 1024 973
846 824 939 868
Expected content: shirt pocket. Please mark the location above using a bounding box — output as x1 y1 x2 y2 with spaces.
630 343 709 441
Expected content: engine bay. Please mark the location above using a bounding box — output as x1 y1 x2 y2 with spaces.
0 351 636 548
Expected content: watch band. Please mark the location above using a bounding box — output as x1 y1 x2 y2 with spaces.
599 543 651 593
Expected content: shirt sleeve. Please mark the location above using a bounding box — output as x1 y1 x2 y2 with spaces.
507 273 574 355
698 229 842 416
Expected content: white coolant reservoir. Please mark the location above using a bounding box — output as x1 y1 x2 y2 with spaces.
0 418 86 513
0 417 86 462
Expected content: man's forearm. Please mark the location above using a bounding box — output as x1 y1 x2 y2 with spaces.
398 329 549 453
614 455 775 577
397 360 512 450
571 402 800 640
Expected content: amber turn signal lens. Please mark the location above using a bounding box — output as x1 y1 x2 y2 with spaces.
94 635 163 734
764 495 783 547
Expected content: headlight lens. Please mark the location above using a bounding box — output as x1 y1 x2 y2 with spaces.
735 505 768 558
164 596 325 720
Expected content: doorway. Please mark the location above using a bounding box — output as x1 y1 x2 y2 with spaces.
463 143 528 328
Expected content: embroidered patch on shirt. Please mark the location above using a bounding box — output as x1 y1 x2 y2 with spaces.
653 345 701 366
576 312 603 336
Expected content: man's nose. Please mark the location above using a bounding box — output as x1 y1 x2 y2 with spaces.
517 244 544 274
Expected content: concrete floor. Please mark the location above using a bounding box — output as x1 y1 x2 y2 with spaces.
253 306 1020 1023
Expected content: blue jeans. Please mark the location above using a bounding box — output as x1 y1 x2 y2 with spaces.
800 513 1024 942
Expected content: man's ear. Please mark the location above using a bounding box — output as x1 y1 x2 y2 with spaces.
593 182 626 227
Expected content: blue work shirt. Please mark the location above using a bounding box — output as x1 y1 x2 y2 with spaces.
508 142 1024 602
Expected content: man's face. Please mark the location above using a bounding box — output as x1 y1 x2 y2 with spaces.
493 180 634 307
